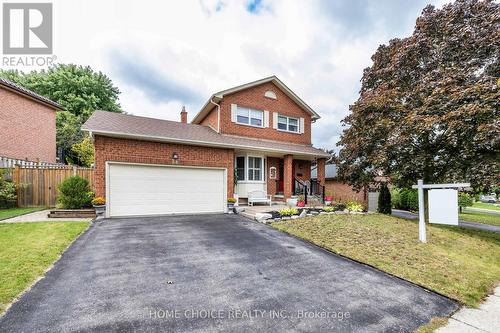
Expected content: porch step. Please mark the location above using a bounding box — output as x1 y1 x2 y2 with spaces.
48 209 96 218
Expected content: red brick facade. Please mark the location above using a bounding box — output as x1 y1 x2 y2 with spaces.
199 82 311 144
324 180 367 207
199 106 219 131
0 87 57 162
93 135 234 198
92 81 326 203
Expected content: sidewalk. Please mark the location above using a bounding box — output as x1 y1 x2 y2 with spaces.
1 209 93 223
391 210 500 234
436 286 500 333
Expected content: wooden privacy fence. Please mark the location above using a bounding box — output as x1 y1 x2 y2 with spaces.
12 165 94 207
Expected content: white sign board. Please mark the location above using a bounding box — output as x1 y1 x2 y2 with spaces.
428 189 458 225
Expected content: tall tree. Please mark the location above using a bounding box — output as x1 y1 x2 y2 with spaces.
0 64 122 165
337 0 499 192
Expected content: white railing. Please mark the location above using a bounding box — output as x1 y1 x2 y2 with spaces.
0 156 66 168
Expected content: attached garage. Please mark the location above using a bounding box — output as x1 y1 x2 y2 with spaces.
106 163 227 217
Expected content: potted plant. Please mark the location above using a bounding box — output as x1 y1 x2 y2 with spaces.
91 196 106 215
297 195 305 207
227 197 237 213
287 196 298 207
324 195 333 206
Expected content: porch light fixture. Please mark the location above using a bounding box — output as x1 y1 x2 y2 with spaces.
172 152 179 163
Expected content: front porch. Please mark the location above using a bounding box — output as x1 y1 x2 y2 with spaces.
233 152 326 204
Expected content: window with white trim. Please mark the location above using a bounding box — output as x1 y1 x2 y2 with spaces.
236 156 245 181
277 115 299 133
247 156 263 181
237 106 263 127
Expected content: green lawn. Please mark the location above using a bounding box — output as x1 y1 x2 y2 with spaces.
471 202 500 211
0 222 89 314
0 207 45 221
460 211 500 226
272 214 500 308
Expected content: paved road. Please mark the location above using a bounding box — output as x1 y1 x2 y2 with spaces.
0 215 457 332
392 209 500 233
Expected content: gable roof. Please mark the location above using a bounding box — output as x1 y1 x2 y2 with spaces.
82 111 331 159
0 78 63 110
192 76 320 124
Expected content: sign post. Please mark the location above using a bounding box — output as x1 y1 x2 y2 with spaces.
412 181 470 243
417 180 426 243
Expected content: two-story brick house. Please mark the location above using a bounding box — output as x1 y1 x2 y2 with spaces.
0 78 62 163
82 76 329 217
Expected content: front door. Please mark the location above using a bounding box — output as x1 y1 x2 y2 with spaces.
277 160 284 194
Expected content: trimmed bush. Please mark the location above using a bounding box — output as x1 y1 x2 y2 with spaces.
0 178 17 208
378 184 392 214
57 176 93 209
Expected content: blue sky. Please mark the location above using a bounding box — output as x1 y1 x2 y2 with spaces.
27 0 449 150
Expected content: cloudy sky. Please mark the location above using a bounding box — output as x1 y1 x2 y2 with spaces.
46 0 447 149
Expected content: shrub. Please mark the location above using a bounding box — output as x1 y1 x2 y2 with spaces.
378 184 392 214
392 188 418 211
57 176 92 209
0 177 17 208
323 206 335 212
91 196 106 206
346 201 363 212
334 203 346 211
458 193 473 212
279 208 299 216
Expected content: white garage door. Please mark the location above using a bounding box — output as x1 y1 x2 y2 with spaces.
107 163 226 217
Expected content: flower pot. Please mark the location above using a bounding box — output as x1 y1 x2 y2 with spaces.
287 197 298 207
227 203 235 214
93 205 106 216
297 201 305 207
324 200 332 206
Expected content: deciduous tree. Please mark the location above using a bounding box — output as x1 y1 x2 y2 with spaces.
336 0 499 192
0 64 122 164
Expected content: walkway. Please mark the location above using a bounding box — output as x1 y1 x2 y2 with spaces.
436 286 500 333
1 209 93 223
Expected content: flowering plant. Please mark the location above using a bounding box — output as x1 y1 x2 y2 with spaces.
91 197 106 206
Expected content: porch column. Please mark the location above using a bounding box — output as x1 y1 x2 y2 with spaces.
284 154 293 199
317 158 326 185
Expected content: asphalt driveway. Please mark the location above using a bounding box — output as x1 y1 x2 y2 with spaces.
0 214 457 332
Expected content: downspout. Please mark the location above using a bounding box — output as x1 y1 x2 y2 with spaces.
209 97 221 133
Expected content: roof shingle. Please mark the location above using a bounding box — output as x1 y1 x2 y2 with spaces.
82 111 330 158
0 78 63 110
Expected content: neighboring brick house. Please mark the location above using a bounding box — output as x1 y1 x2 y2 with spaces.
311 164 369 207
82 76 329 218
0 78 62 163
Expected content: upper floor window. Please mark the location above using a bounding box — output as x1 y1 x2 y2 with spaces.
264 90 277 99
237 107 263 127
277 115 299 133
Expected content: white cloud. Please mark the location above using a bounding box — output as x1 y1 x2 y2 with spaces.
7 0 449 149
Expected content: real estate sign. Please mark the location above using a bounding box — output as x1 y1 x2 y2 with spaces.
428 189 458 226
